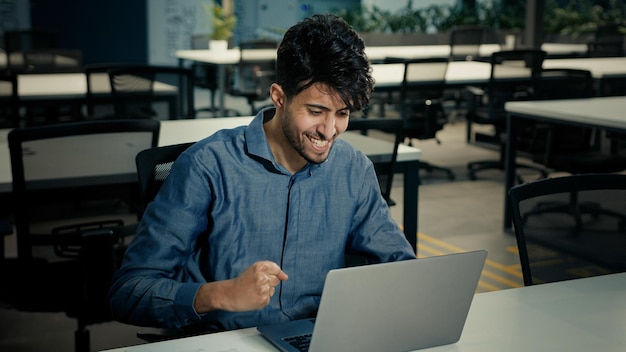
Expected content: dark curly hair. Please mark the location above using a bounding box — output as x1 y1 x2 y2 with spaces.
276 13 374 112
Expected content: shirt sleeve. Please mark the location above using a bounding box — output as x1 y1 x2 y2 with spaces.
108 149 212 329
347 161 417 263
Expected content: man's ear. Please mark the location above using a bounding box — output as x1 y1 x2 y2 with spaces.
270 83 285 108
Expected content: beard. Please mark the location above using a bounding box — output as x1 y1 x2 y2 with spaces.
281 112 334 165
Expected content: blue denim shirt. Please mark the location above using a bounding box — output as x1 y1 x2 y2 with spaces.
109 109 415 331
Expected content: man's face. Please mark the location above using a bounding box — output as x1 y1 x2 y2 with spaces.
281 83 351 164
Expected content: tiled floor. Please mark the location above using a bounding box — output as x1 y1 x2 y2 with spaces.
0 94 536 351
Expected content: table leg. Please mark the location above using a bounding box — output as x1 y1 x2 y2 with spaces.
503 114 518 230
403 160 419 253
217 65 226 116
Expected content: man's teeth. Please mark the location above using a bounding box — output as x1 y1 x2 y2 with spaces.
311 137 329 147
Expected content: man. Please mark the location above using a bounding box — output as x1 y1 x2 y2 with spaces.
109 13 415 333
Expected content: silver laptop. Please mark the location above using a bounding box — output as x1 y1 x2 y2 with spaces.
257 250 487 352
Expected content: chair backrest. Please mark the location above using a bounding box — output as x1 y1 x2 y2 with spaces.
135 142 195 219
485 49 547 116
108 65 195 119
449 25 484 61
587 24 624 58
508 173 626 286
16 48 83 73
529 68 597 165
228 40 278 113
3 29 58 72
0 71 19 128
533 68 595 100
84 63 142 119
345 117 403 206
8 119 160 259
399 58 449 140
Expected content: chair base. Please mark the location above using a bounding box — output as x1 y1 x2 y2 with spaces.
421 161 455 181
522 195 626 235
468 159 548 183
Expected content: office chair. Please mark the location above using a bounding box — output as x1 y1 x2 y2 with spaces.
446 25 487 119
530 68 626 173
398 58 455 181
0 71 20 128
135 142 195 220
586 24 624 58
19 48 84 73
346 117 403 206
509 174 626 286
7 119 160 352
227 40 277 115
108 65 195 120
83 63 143 120
3 29 58 74
133 142 197 342
465 49 548 182
449 25 485 62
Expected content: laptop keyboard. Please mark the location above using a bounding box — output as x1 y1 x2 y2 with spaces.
283 333 312 352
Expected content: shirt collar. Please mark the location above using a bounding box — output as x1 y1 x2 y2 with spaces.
244 107 325 175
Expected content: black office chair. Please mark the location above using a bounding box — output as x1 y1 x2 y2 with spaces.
449 25 485 62
135 142 195 220
509 174 626 286
134 142 198 342
0 71 20 128
346 117 403 206
465 49 548 182
398 58 455 181
226 40 278 115
446 25 487 121
530 68 626 174
83 63 143 120
586 24 624 58
7 119 160 352
108 65 196 120
3 29 58 74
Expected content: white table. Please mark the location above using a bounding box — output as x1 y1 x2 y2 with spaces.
101 272 626 352
1 117 422 251
503 96 626 229
177 45 620 115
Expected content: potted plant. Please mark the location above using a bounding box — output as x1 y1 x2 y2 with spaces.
203 0 237 51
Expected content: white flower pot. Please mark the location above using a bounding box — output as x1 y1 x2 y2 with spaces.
209 40 228 52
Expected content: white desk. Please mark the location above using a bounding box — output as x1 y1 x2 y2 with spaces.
1 117 422 251
16 72 176 101
177 45 622 115
101 272 626 352
503 96 626 229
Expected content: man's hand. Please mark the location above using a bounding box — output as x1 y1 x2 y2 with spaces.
194 261 288 313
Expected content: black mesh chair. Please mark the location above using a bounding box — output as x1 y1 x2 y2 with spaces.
398 58 455 181
346 117 403 206
449 25 485 62
3 29 58 74
7 46 85 125
509 174 626 286
18 48 83 74
7 119 160 352
135 142 195 220
133 141 196 342
465 49 548 182
108 65 195 120
227 40 277 115
84 63 143 120
586 24 624 58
